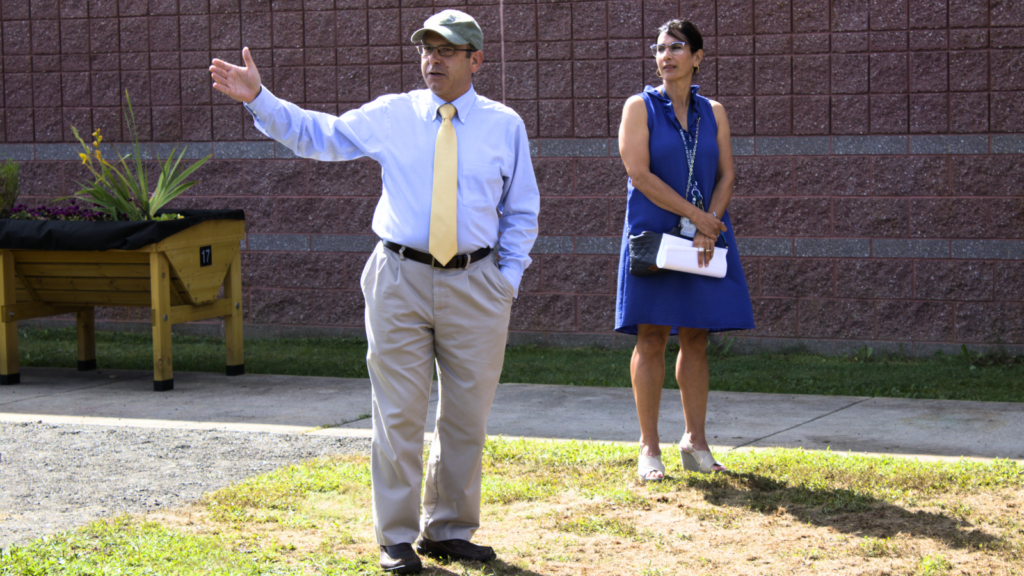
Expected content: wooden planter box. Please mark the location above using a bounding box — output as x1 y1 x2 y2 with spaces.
0 215 245 391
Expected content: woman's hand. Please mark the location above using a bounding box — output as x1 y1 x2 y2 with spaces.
620 96 717 221
692 210 727 240
692 231 717 268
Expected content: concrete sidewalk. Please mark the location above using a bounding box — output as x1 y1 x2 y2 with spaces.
1 367 1021 462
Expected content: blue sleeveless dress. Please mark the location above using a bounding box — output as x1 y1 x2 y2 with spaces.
615 85 755 335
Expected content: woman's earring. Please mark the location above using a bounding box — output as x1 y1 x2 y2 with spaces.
656 68 664 78
695 65 700 74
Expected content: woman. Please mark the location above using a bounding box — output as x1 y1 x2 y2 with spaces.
615 20 755 480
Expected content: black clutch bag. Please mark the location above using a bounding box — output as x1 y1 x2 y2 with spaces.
628 231 673 276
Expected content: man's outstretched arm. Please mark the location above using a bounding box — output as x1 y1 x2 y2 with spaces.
209 48 387 162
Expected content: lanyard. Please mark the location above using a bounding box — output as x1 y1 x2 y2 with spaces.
676 114 703 211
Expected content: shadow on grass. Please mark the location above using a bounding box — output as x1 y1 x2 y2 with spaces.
424 558 549 576
683 471 1001 550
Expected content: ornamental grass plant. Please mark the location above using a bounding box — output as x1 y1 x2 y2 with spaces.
70 91 211 221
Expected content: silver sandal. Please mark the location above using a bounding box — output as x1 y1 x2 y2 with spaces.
638 453 666 481
679 435 726 474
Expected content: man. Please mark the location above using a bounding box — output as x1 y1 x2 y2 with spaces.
210 10 539 575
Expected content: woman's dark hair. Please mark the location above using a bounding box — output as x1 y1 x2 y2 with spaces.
657 19 703 54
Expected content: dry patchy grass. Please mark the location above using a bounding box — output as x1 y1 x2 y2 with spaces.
7 440 1023 576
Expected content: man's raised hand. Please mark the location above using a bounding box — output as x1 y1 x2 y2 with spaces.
210 47 262 104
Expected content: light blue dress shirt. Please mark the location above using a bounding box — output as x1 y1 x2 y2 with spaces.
244 84 540 296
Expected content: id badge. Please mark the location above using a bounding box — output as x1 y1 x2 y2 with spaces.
679 217 697 239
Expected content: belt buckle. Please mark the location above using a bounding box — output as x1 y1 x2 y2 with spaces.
434 254 470 269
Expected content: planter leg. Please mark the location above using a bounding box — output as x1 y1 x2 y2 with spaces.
77 307 97 371
150 252 173 392
0 249 19 385
224 248 244 376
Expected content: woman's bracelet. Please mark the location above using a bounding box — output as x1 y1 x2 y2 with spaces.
712 211 718 219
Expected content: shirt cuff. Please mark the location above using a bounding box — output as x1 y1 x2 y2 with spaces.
499 263 523 298
242 85 272 123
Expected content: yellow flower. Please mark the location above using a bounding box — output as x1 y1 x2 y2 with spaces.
79 153 89 165
95 150 103 161
92 129 103 144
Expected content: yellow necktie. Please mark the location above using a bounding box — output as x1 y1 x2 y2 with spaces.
430 103 458 266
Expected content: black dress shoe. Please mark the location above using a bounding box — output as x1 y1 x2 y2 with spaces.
414 537 496 562
380 543 422 574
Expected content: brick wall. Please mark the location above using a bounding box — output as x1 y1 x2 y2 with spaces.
3 0 1024 355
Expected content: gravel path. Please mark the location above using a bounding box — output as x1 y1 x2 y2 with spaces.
0 421 370 550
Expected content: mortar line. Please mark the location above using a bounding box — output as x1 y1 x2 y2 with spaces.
726 397 873 451
499 0 506 104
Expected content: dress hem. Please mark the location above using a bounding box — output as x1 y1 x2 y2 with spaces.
614 324 755 336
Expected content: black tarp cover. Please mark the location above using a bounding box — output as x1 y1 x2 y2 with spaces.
0 210 245 251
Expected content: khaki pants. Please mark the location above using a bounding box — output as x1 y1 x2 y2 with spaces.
360 242 514 546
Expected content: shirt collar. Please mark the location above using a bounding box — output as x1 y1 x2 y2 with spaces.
646 84 701 132
427 84 477 125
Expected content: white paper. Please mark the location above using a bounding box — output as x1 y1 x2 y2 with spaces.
655 235 728 278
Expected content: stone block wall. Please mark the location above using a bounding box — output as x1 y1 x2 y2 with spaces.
3 0 1024 354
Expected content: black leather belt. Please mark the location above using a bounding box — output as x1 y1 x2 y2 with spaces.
383 241 492 269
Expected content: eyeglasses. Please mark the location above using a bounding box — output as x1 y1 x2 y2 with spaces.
650 41 688 56
417 44 476 57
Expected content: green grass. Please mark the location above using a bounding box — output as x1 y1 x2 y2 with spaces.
202 456 372 524
18 327 369 379
915 554 953 576
0 515 382 575
2 441 1022 575
481 439 1024 512
506 343 1024 401
0 515 313 576
553 514 645 540
16 327 1024 402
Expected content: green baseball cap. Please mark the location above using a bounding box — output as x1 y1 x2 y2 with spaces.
410 10 483 52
